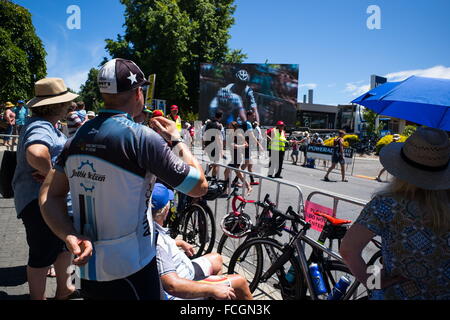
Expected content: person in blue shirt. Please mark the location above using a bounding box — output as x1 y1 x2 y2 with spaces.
75 101 87 123
12 100 29 145
12 78 79 300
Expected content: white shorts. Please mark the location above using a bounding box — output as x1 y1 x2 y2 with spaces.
191 256 213 280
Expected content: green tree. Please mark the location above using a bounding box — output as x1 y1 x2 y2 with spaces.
0 0 47 102
362 108 385 137
78 68 103 112
105 0 246 113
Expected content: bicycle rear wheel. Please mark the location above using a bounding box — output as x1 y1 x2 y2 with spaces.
181 204 209 258
228 238 304 300
199 203 216 255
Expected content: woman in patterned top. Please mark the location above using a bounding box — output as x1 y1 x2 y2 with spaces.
340 127 450 300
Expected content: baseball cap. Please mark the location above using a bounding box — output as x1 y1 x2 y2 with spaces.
151 183 174 211
97 58 150 94
276 121 285 126
170 105 179 111
17 100 25 104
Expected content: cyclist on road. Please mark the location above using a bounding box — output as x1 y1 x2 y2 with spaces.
40 58 208 300
209 68 260 124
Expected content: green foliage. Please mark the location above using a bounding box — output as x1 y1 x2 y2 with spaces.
78 68 103 112
402 125 417 137
0 0 47 102
323 134 359 148
182 111 199 123
375 134 407 154
105 0 246 112
362 108 385 136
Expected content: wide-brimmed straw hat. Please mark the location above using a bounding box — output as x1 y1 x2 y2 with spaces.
5 101 15 108
27 78 79 108
380 127 450 190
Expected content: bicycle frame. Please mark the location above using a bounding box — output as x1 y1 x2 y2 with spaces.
258 215 372 300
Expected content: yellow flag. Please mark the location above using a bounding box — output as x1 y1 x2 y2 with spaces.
145 74 156 106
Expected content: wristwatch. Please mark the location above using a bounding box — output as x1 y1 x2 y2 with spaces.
171 137 184 148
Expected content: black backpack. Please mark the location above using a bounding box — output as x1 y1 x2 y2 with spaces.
0 151 17 198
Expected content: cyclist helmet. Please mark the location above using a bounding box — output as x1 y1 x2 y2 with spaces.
235 69 250 83
204 179 226 201
220 212 253 238
259 212 286 236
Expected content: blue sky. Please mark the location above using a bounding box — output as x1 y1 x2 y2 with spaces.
14 0 450 105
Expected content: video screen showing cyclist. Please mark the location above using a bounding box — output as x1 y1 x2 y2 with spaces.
209 68 260 125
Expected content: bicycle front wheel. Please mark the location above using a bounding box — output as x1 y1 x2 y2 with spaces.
181 203 209 258
228 238 304 300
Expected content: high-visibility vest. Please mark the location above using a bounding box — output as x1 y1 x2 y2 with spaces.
168 115 182 132
270 129 288 151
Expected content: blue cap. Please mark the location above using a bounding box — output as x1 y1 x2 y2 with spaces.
17 100 25 104
151 183 174 211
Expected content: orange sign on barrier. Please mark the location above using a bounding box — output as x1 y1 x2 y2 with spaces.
304 200 335 232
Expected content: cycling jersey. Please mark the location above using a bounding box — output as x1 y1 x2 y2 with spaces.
225 84 257 112
55 109 201 282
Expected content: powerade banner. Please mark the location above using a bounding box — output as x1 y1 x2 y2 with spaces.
306 145 354 164
199 63 299 126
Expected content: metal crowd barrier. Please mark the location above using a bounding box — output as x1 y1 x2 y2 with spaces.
285 147 357 176
305 190 367 218
0 134 19 151
202 160 305 220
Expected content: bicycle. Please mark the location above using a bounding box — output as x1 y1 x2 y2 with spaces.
217 188 292 259
227 205 382 300
164 188 217 259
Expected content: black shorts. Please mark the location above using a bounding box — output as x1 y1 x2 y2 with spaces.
21 199 66 268
81 258 161 300
192 262 207 281
244 147 250 161
228 162 241 169
332 153 345 165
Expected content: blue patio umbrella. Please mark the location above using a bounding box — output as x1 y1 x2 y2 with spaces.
352 76 450 131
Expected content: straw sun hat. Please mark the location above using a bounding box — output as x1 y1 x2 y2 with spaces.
380 127 450 190
27 78 79 108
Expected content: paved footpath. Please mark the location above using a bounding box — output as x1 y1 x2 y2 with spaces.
0 197 59 300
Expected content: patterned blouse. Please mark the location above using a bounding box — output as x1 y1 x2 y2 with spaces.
355 195 450 300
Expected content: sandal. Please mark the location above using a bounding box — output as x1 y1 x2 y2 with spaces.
54 289 83 300
47 266 56 278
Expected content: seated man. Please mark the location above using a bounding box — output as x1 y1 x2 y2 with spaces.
151 183 253 300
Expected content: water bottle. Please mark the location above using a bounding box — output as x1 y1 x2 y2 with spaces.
309 263 327 295
285 265 296 283
327 276 351 300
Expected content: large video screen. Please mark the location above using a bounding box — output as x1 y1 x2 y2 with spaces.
199 63 299 126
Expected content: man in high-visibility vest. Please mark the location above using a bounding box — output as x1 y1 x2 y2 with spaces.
167 105 182 133
268 121 288 178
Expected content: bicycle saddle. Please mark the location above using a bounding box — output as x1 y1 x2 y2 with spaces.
313 211 352 226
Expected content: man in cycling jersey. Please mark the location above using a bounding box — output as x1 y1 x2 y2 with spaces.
152 183 253 300
209 68 260 125
39 58 208 300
